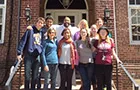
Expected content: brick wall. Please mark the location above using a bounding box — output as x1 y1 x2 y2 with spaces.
0 0 41 89
0 0 19 87
0 0 140 90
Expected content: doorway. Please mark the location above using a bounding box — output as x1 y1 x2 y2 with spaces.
44 0 88 26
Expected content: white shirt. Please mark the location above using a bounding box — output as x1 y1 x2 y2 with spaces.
59 43 71 64
55 24 79 41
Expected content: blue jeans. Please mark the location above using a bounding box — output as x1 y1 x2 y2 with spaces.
78 63 93 90
24 54 40 90
43 64 58 90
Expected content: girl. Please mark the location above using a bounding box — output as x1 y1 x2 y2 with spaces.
58 28 77 90
93 26 122 90
76 28 93 90
41 28 58 90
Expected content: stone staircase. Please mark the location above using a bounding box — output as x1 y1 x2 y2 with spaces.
11 61 118 90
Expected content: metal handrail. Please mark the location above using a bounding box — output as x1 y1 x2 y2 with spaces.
119 63 140 90
5 60 22 90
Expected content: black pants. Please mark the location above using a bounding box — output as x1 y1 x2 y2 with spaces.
59 64 74 90
95 64 113 90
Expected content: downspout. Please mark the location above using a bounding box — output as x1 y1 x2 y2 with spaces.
113 0 119 89
17 0 21 90
17 0 21 43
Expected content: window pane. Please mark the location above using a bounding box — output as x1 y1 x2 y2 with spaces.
136 0 140 4
0 25 1 40
0 9 2 23
131 9 136 16
137 10 140 16
129 0 135 4
132 36 138 40
132 17 137 24
138 17 140 23
132 26 140 40
0 0 4 4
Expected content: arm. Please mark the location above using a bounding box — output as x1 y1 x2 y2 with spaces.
112 48 123 64
17 30 29 60
41 40 49 72
27 25 33 30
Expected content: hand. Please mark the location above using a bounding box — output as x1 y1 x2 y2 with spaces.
17 55 22 61
117 59 123 64
44 65 49 72
27 26 32 30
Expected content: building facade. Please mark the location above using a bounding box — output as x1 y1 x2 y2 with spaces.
0 0 140 90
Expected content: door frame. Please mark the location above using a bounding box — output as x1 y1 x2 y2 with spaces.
45 9 88 26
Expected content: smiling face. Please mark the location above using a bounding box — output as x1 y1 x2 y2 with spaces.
80 29 88 38
90 25 98 33
63 29 71 39
96 18 104 29
36 20 45 30
63 17 71 27
46 19 53 28
48 29 56 40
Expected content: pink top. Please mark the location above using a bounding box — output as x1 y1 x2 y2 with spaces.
93 39 114 65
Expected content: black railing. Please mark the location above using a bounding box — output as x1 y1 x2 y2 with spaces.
119 63 140 90
5 60 22 90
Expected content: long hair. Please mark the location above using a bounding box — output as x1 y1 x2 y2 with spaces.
98 35 111 45
79 28 91 48
97 26 111 44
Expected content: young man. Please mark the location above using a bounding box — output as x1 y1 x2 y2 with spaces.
17 17 45 90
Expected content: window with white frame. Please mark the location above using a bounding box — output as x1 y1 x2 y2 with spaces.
0 0 6 43
129 0 140 44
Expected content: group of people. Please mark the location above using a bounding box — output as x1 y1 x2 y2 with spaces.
17 16 122 90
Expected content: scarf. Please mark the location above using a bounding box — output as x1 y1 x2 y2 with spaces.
58 37 76 69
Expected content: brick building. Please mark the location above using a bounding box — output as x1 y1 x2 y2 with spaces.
0 0 140 90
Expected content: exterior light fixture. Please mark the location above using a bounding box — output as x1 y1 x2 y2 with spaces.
104 7 110 23
25 5 31 21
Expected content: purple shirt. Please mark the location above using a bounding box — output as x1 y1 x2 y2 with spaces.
93 39 114 65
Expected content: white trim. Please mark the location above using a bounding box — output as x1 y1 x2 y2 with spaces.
113 0 118 54
0 0 6 44
84 0 88 10
128 0 140 45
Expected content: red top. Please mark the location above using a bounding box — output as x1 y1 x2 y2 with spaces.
93 39 114 65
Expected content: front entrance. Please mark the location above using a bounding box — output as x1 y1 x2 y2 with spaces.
44 0 88 26
45 10 88 26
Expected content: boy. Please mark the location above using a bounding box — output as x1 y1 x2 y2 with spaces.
17 17 45 90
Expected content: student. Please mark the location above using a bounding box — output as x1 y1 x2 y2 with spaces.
76 28 93 90
26 16 55 89
90 24 99 90
74 19 89 41
56 16 78 41
58 28 78 90
93 26 122 90
17 17 45 90
41 28 58 90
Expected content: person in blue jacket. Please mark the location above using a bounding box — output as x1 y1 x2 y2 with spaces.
41 28 58 90
17 17 45 90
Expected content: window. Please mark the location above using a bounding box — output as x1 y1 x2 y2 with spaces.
128 0 140 44
0 0 6 43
